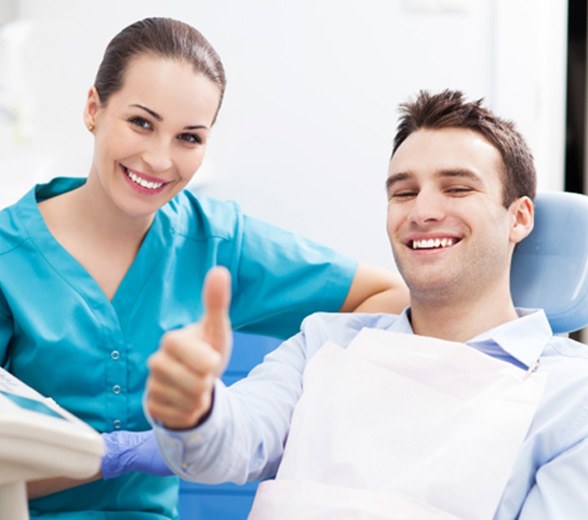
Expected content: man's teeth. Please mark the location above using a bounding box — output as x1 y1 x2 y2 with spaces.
126 169 164 190
412 238 454 250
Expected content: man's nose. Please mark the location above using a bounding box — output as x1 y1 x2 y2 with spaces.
408 190 446 226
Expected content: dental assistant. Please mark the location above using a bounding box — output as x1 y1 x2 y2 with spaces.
0 18 408 520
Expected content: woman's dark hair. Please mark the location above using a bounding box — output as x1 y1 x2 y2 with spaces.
94 17 226 123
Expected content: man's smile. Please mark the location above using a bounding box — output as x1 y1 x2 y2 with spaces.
408 237 460 250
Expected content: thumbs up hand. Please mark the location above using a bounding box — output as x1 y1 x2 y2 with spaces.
146 267 233 430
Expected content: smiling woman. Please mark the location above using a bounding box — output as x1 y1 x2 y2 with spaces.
84 55 221 220
38 55 222 301
0 16 408 520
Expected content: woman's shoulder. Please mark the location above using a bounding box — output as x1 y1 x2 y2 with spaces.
0 196 31 256
162 189 243 240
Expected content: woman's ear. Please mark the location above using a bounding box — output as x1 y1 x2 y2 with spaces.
83 86 100 132
509 196 534 245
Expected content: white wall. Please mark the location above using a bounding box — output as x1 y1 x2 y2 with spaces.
0 0 568 269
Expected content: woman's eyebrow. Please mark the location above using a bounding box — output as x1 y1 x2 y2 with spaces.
131 104 162 121
130 103 209 130
184 124 209 130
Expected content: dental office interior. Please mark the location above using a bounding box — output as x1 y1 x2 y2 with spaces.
0 0 581 518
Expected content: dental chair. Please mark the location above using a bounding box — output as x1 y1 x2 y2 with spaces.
179 190 588 519
178 332 281 519
511 190 588 334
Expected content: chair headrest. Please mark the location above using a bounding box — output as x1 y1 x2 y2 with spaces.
511 191 588 334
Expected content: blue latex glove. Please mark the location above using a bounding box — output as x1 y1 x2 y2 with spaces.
100 429 174 479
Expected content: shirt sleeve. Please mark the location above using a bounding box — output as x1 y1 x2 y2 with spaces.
517 436 588 519
0 293 13 368
229 213 357 339
150 329 309 484
147 313 356 484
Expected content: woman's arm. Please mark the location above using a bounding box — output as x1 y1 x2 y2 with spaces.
27 474 101 499
26 429 172 499
339 263 409 313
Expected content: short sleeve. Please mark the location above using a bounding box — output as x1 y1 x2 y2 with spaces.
229 214 357 339
0 292 13 368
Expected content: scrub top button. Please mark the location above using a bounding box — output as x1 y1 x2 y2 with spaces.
112 384 122 395
111 350 120 360
113 419 122 430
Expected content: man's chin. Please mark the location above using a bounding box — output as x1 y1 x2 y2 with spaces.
406 279 460 305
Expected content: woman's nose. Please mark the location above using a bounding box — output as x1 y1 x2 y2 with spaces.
142 138 173 173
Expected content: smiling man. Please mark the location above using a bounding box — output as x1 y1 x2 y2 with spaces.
386 124 533 342
146 90 588 519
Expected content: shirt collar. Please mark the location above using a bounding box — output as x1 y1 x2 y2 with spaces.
389 308 415 334
391 307 552 369
469 308 552 368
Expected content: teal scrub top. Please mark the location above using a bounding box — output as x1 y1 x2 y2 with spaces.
0 177 356 519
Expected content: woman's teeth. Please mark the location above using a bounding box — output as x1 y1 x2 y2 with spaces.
412 238 454 250
126 169 164 190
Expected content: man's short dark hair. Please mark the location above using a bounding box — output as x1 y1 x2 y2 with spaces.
392 89 536 206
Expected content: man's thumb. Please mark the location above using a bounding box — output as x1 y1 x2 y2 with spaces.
201 266 232 359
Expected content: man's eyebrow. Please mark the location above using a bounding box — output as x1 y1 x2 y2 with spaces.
436 168 483 181
130 104 209 131
385 172 413 191
385 168 484 190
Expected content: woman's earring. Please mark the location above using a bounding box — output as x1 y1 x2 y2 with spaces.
87 123 95 132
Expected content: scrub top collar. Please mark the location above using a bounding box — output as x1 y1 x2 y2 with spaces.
34 176 86 202
19 177 168 310
390 307 552 370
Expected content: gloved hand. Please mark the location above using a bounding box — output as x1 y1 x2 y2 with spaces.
100 429 174 479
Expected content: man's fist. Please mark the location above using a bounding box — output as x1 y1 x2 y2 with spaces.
146 267 232 430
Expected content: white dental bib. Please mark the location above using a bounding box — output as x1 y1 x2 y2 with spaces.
249 328 547 519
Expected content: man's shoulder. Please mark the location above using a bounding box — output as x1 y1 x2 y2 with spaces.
539 335 588 404
543 335 588 373
545 335 588 360
299 312 402 349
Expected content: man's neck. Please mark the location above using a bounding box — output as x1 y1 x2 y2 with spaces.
408 286 519 343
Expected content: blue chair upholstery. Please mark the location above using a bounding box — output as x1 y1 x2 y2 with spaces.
511 191 588 334
179 190 588 519
178 332 281 520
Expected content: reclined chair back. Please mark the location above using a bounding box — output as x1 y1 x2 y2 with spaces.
511 191 588 334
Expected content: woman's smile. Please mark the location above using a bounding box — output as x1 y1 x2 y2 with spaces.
121 165 169 194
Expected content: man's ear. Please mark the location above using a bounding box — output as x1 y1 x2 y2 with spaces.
83 86 101 131
509 196 534 245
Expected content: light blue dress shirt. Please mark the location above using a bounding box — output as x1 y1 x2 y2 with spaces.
0 177 357 520
153 309 588 519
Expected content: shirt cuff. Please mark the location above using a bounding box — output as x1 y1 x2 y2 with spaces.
144 379 228 480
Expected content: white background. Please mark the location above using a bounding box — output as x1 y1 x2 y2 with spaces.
0 0 568 269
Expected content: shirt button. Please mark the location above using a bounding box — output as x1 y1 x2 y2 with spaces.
111 350 120 360
113 419 122 430
112 385 122 395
